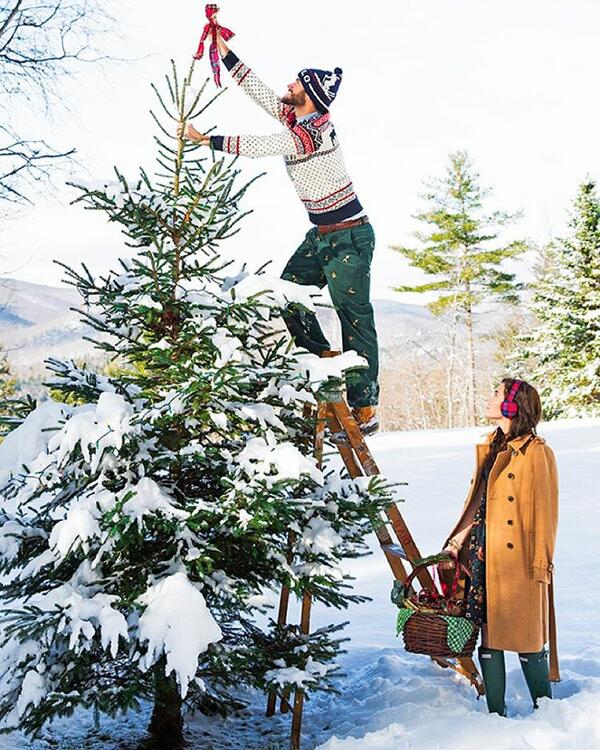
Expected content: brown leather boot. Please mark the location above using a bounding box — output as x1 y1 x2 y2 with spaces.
352 406 379 437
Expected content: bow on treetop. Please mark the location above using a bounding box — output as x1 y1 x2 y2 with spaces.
193 4 234 87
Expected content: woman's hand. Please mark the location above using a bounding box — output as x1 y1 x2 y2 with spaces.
439 544 459 570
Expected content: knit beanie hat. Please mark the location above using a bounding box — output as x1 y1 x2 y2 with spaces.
298 67 343 112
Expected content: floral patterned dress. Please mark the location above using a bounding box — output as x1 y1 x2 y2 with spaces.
465 434 506 627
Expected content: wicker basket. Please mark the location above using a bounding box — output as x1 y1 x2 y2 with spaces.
398 556 479 658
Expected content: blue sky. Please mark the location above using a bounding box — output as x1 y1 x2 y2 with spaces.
4 0 600 301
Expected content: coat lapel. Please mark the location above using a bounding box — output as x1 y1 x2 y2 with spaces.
487 446 511 486
483 431 536 487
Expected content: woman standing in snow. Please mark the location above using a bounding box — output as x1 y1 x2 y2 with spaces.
441 378 559 716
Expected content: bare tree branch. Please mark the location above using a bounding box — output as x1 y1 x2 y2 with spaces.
0 0 116 203
0 125 75 201
0 0 23 38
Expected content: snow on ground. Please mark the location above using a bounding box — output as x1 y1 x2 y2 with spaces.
2 417 599 749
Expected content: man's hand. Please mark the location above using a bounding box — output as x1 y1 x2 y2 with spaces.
215 26 230 58
178 122 210 145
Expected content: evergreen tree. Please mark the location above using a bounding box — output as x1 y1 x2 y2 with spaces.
391 151 527 424
0 345 25 440
0 60 393 748
0 347 15 403
509 181 600 416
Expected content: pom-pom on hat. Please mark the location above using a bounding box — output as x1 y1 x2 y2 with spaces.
298 66 343 112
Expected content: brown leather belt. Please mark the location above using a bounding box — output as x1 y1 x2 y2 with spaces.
316 215 370 235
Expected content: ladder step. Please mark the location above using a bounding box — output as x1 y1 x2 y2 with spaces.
381 543 409 561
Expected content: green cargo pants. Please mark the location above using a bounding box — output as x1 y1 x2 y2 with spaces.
280 222 379 408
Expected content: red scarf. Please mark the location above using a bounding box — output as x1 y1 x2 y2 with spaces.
193 4 235 88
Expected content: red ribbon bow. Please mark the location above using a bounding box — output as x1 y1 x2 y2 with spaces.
193 4 235 88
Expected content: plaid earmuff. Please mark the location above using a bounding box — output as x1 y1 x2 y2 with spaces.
500 379 523 419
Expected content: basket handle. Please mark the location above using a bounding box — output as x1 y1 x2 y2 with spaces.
404 554 471 598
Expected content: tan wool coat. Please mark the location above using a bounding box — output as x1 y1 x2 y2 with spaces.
445 430 560 680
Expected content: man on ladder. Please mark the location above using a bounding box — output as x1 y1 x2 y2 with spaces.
183 22 380 436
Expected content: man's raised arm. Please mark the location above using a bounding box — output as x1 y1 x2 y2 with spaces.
210 132 299 159
217 33 288 123
180 123 307 160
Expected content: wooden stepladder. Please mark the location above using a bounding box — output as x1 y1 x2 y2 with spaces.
267 369 484 750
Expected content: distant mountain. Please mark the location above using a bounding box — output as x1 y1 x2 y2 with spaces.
0 308 31 328
0 278 80 326
0 278 94 376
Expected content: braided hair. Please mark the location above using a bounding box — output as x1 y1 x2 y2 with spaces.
484 426 508 474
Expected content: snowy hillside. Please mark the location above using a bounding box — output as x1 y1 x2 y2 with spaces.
0 279 89 376
0 417 598 750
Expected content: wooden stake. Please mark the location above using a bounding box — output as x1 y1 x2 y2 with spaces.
290 590 312 750
266 531 296 717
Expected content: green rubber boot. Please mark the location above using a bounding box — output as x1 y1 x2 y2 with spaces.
478 647 507 716
519 648 552 708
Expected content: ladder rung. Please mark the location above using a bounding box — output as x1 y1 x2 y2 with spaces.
381 543 409 561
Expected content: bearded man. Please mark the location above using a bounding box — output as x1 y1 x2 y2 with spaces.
182 29 380 435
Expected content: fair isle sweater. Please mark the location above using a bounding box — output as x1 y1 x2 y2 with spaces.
210 50 365 226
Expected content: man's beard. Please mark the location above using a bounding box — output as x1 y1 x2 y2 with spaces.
282 89 307 106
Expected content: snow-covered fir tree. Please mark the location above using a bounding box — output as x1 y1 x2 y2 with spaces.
510 180 600 417
0 61 395 749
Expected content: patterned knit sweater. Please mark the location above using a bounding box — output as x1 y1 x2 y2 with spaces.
210 50 365 226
